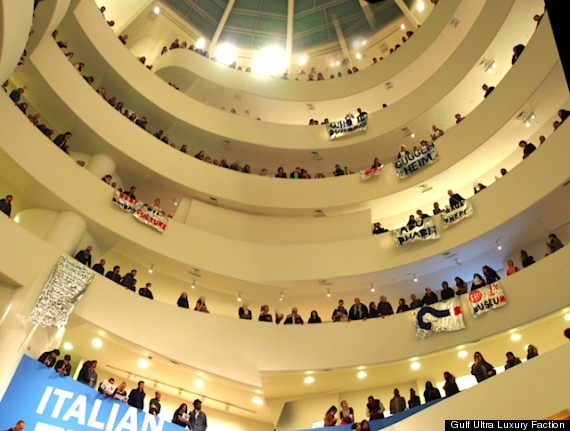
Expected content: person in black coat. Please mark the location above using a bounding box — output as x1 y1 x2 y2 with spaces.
92 259 105 275
482 265 501 284
120 269 137 291
38 349 60 367
349 298 369 320
105 265 122 283
128 381 146 409
0 194 13 217
74 246 93 267
177 292 190 308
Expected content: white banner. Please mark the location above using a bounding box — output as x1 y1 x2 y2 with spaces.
133 206 169 233
392 217 440 247
112 190 137 213
393 143 439 179
360 164 384 180
468 282 507 318
442 199 474 228
327 114 367 140
413 297 465 340
112 190 169 233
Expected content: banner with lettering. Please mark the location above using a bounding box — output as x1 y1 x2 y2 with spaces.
112 190 137 213
393 143 439 179
360 164 384 180
413 297 465 340
468 282 507 318
442 200 474 229
112 190 169 233
0 355 180 431
132 206 169 233
392 217 440 247
327 114 367 140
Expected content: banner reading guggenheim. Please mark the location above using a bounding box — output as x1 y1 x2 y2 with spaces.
392 217 440 247
413 297 465 340
0 355 181 431
393 143 439 179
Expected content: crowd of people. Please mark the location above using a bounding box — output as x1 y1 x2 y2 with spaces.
320 344 539 429
156 28 416 85
35 349 208 430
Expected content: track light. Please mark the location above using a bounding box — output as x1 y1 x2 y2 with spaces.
279 290 284 301
326 288 331 298
148 264 154 274
191 280 196 289
496 238 502 250
370 283 375 293
413 273 418 283
237 292 242 302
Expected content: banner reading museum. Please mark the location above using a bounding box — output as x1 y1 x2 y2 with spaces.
394 143 439 179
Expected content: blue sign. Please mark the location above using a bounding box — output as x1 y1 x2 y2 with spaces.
0 355 180 431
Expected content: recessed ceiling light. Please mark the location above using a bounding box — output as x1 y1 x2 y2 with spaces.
193 379 204 389
400 23 406 30
357 371 367 379
251 396 263 405
91 338 103 349
510 333 522 341
355 52 362 60
304 376 315 384
457 350 468 358
410 361 421 370
63 342 73 351
564 313 570 321
137 358 149 369
153 5 160 15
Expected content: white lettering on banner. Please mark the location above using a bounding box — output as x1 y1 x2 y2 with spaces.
393 143 439 179
392 218 441 247
34 386 164 431
61 394 87 424
327 115 368 140
442 200 474 228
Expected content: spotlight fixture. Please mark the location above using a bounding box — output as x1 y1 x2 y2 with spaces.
191 280 196 289
304 376 315 384
370 283 375 293
326 288 331 298
496 238 502 250
279 290 284 301
148 264 154 274
237 292 242 302
173 199 178 207
410 133 416 138
152 5 160 15
413 273 418 283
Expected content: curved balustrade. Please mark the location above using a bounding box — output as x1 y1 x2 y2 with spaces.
24 0 71 55
151 0 465 106
60 0 518 150
1 92 569 284
18 16 561 214
0 0 33 82
1 210 568 385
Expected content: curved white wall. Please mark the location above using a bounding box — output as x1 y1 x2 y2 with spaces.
0 212 568 387
1 91 569 283
20 17 560 213
0 0 33 82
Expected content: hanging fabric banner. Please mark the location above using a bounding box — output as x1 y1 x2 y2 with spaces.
112 190 169 233
442 199 474 228
29 255 94 328
112 190 137 213
360 164 384 180
133 206 169 233
392 217 440 247
413 297 465 340
468 282 507 318
327 114 368 140
393 143 439 179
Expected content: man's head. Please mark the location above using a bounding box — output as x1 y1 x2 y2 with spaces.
155 391 162 399
100 259 106 265
518 140 527 148
425 287 432 294
130 186 136 193
113 265 120 273
338 299 344 307
51 349 60 358
410 293 417 300
394 388 400 396
138 380 145 390
354 297 361 305
131 269 137 276
506 352 515 360
146 282 152 288
90 360 97 369
193 399 202 410
86 245 93 252
109 378 115 384
65 132 72 138
5 195 13 202
64 354 71 362
14 421 25 431
291 307 298 315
